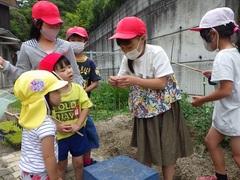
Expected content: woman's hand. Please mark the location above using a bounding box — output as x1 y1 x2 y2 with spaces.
0 56 4 69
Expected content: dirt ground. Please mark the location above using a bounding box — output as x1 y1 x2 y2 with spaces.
0 114 239 179
93 114 240 180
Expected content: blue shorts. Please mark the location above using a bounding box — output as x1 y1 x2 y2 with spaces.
85 115 100 149
58 127 90 161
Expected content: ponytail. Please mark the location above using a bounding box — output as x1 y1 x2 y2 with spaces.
128 59 134 73
234 27 240 52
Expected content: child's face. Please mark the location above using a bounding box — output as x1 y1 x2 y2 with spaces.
54 63 74 82
49 90 61 106
69 35 86 43
119 36 145 54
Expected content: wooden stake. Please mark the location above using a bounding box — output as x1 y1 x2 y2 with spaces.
171 61 203 73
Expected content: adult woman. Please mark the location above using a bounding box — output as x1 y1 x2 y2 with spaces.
0 1 83 86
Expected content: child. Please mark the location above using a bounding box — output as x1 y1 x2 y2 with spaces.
14 70 68 180
66 26 101 166
190 7 240 180
38 53 93 180
0 1 84 86
108 16 193 179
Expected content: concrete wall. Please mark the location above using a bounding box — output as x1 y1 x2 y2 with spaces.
87 0 240 95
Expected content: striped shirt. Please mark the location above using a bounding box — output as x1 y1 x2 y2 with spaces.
19 116 58 174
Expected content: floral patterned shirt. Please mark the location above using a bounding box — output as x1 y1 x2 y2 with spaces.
118 44 182 118
129 75 181 118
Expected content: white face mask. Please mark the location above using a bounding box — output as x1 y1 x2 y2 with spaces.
124 39 143 60
41 26 60 42
69 42 85 54
203 29 219 52
203 40 215 52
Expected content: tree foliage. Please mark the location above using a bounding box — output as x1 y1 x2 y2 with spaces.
10 0 127 41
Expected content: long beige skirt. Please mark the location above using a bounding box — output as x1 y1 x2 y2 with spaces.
131 101 193 166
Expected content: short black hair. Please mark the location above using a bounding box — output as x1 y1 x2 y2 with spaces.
53 56 71 70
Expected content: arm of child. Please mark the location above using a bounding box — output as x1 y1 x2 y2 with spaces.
71 108 90 132
41 135 62 180
191 80 232 107
84 81 99 93
117 75 167 90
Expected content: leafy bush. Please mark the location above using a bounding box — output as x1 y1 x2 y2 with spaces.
0 120 22 149
180 93 230 147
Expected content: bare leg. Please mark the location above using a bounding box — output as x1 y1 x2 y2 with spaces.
231 136 240 169
205 127 226 174
144 161 152 167
83 150 91 164
72 156 84 180
162 164 175 180
58 159 68 179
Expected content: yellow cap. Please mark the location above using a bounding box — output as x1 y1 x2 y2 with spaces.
14 70 68 130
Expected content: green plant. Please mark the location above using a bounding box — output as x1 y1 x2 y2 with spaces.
90 82 129 121
0 120 22 149
180 92 230 147
9 99 22 110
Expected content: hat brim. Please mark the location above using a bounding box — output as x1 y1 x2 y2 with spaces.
67 32 89 40
109 33 137 40
50 80 68 92
189 27 203 31
41 17 63 25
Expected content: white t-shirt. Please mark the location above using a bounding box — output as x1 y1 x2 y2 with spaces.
19 115 58 173
117 44 181 118
118 44 173 78
211 48 240 136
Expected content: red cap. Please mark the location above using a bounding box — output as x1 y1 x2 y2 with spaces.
32 1 63 25
38 53 63 72
109 16 146 39
66 26 89 40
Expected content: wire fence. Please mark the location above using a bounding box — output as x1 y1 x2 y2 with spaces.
85 51 214 96
0 51 214 96
171 61 214 96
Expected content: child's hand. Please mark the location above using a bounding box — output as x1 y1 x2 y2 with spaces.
56 123 72 134
202 70 212 78
108 76 119 86
70 123 81 133
117 75 135 88
191 96 204 107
